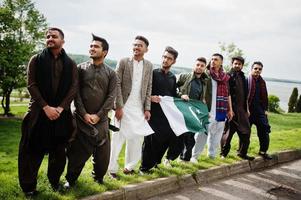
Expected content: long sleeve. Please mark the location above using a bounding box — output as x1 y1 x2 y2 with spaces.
27 55 47 108
115 60 124 109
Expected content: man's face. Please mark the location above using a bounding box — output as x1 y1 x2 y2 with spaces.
251 64 263 77
232 59 243 71
46 30 64 49
194 60 206 75
161 51 175 69
89 40 107 60
132 39 148 57
210 55 222 69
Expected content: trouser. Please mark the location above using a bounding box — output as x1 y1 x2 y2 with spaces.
65 131 110 183
207 120 225 158
108 132 143 173
221 129 250 157
249 113 271 153
180 132 195 161
140 130 184 172
191 132 208 160
18 143 66 193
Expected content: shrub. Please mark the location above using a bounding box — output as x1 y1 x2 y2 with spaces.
268 94 280 113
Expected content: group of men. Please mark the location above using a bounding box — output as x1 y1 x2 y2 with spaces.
18 27 272 196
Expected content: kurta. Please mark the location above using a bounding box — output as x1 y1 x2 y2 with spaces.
115 60 154 139
66 61 117 183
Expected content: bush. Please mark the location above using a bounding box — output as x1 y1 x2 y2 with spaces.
268 94 280 113
288 88 298 112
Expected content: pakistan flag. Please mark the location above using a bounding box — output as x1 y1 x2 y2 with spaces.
159 96 209 136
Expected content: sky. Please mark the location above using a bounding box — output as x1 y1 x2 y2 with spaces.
34 0 301 81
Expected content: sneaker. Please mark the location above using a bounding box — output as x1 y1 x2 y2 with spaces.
163 159 172 167
24 190 38 197
190 157 198 163
237 154 255 161
123 168 135 175
63 181 74 190
109 172 118 179
258 152 272 160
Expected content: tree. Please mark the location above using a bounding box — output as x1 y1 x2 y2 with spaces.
295 95 301 113
0 0 47 116
288 87 298 113
268 95 280 113
219 42 249 72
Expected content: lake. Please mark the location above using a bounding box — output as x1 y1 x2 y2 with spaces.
266 81 301 112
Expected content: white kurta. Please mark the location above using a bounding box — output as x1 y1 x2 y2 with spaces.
115 60 154 139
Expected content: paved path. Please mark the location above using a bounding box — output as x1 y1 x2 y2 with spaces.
149 159 301 200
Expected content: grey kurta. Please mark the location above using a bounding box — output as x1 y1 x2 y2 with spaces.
66 61 117 183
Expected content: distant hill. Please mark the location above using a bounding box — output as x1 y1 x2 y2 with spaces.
68 54 301 84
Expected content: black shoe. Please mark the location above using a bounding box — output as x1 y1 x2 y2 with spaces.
237 154 255 161
109 124 120 132
94 178 104 184
258 152 272 160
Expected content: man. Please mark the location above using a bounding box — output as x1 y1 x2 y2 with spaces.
248 61 272 160
64 34 117 187
108 36 153 178
176 57 211 162
140 46 180 173
191 53 233 160
18 27 78 195
220 56 254 160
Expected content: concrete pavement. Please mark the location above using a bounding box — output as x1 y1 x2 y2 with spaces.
82 150 301 200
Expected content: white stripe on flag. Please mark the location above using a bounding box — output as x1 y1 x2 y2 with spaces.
159 96 189 136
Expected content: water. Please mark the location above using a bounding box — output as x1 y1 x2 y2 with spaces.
266 81 301 112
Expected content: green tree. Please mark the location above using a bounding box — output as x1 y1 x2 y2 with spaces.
288 87 298 113
268 94 280 113
219 42 249 72
295 95 301 113
0 0 47 116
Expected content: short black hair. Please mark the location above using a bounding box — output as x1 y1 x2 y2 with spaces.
92 33 109 51
135 35 149 47
47 27 64 39
232 56 245 65
165 46 178 60
252 61 263 68
212 53 223 60
196 57 207 65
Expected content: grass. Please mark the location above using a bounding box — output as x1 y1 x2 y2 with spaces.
0 111 301 199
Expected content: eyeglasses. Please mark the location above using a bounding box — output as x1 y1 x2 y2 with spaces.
253 67 262 71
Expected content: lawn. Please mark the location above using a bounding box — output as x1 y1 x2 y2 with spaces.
0 112 301 200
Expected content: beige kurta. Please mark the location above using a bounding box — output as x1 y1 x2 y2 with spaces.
115 60 154 139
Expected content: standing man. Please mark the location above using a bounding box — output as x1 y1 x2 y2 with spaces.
108 36 153 178
220 56 254 160
140 46 180 173
64 34 117 188
191 53 233 160
177 57 211 162
18 27 78 195
248 61 272 160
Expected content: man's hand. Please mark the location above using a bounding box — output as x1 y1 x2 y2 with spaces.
90 114 100 124
43 105 60 120
151 95 160 103
227 110 234 121
115 108 123 121
84 113 94 124
265 111 268 116
144 110 151 121
181 95 189 101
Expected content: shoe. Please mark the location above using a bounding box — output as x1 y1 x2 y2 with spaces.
220 155 226 159
63 181 74 190
258 152 272 160
94 178 104 184
163 159 172 167
109 172 118 179
109 124 120 132
24 190 38 197
123 168 135 175
237 154 255 161
190 157 198 163
139 169 151 175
